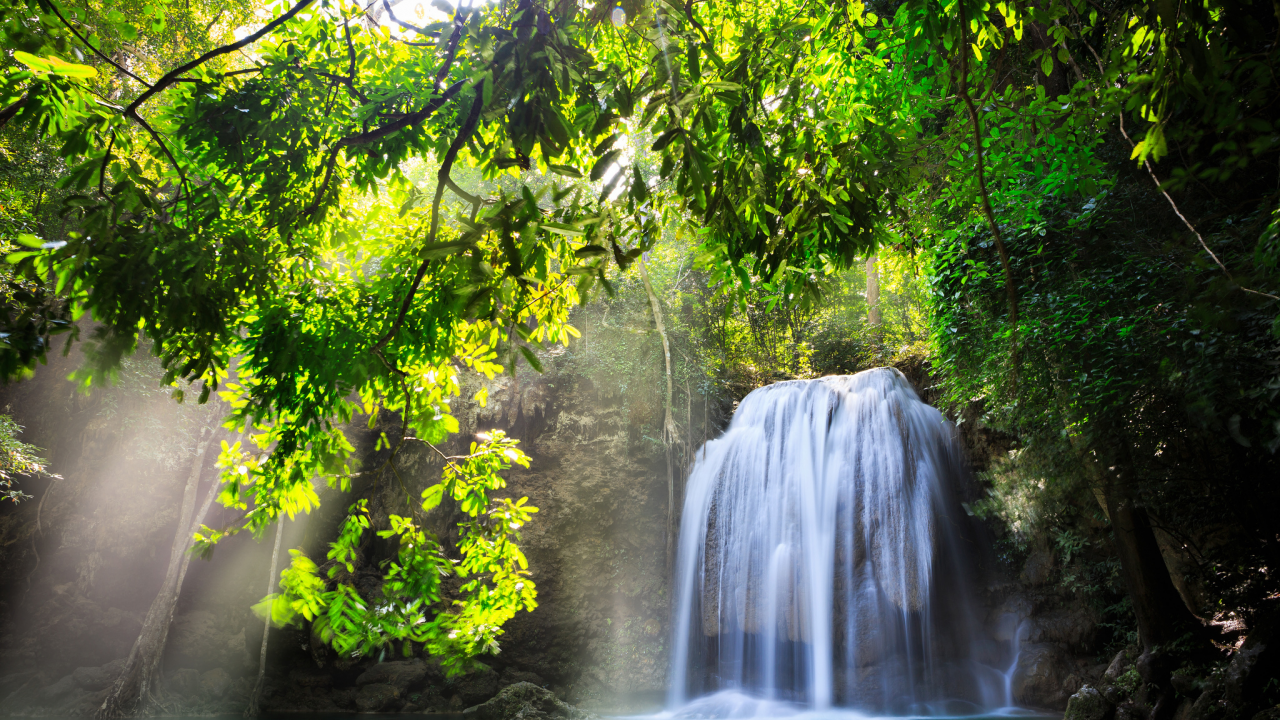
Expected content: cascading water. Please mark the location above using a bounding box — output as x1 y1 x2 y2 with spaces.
667 369 1011 716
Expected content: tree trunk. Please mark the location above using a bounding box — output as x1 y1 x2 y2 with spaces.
866 254 882 328
1105 486 1204 650
95 428 214 720
639 257 678 567
246 518 285 716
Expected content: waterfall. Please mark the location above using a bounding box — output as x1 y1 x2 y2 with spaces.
667 369 1006 716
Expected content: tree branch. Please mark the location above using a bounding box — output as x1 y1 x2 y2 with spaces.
302 79 468 218
42 0 150 86
0 94 27 131
124 0 315 118
1116 114 1280 301
382 0 438 37
372 81 486 355
957 0 1021 377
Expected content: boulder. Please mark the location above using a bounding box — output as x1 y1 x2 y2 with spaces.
464 682 592 720
164 668 201 698
1013 643 1073 708
454 665 501 705
70 658 124 691
40 672 79 700
355 658 430 693
356 682 403 712
200 668 231 698
1065 685 1114 720
1251 707 1280 720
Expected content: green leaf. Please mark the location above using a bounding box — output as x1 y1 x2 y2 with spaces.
574 245 608 258
590 149 622 181
517 346 543 373
540 222 583 237
418 240 475 259
13 51 98 79
548 164 583 178
421 483 445 511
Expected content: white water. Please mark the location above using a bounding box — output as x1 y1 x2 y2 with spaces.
667 370 1011 716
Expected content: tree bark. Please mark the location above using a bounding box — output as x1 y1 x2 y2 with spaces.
95 428 214 720
639 257 678 567
1105 486 1204 650
866 254 882 328
246 518 285 716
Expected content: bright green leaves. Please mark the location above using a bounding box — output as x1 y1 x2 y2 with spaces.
12 51 98 79
259 433 537 674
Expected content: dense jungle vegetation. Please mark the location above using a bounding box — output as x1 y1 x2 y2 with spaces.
1 0 1279 717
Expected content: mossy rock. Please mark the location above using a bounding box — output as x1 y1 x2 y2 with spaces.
463 682 593 720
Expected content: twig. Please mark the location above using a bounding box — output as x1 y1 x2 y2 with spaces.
0 94 28 130
124 0 315 117
302 79 467 218
98 128 117 198
42 0 151 86
382 0 438 37
957 0 1021 384
1116 114 1280 301
371 81 486 354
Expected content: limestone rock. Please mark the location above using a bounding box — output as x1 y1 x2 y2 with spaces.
1065 685 1113 720
454 665 501 705
464 682 592 720
1012 642 1073 708
70 658 125 691
356 682 402 712
355 658 430 693
164 667 201 698
1251 706 1280 720
200 667 231 698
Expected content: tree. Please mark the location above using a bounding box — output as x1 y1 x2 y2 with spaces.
5 1 1279 718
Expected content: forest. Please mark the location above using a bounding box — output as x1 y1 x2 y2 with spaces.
0 0 1278 719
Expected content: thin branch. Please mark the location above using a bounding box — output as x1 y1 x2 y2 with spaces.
343 17 359 82
98 128 117 197
301 78 467 218
1116 114 1280 301
42 0 150 86
124 0 315 118
957 0 1020 380
130 113 189 194
382 0 438 37
0 94 27 130
372 81 486 355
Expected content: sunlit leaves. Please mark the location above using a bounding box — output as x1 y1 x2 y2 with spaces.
257 433 536 674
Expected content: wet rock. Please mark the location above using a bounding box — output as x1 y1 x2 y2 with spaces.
501 668 548 688
355 658 430 692
1224 618 1276 708
1106 646 1138 680
165 667 201 698
289 668 332 688
1251 706 1280 720
1030 607 1097 649
454 665 501 705
356 682 403 712
1013 642 1073 708
41 672 79 699
201 667 231 698
70 658 124 691
332 686 358 711
1065 685 1113 720
1021 542 1055 586
463 682 592 720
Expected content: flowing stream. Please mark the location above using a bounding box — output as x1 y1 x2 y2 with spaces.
666 370 1014 717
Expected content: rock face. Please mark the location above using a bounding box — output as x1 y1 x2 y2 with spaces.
0 338 1123 715
1065 686 1114 720
464 682 593 720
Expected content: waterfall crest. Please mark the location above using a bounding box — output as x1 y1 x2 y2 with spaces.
668 369 1006 715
